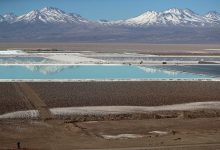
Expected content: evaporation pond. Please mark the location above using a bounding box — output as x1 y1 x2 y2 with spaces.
0 65 213 80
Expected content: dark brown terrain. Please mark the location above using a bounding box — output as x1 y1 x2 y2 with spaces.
0 83 32 114
28 81 220 108
1 81 220 115
1 81 220 149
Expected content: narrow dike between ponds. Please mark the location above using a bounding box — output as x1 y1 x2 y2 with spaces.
16 82 54 120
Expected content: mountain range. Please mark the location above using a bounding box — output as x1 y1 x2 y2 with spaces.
0 7 220 43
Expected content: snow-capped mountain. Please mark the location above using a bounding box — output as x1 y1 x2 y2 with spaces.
15 7 89 24
122 8 220 26
0 7 220 43
1 7 219 26
204 11 220 24
3 13 17 23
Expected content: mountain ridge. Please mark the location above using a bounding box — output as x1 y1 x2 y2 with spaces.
14 7 89 24
0 7 220 26
0 7 220 43
120 8 219 27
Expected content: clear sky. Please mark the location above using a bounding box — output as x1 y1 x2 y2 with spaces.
0 0 220 20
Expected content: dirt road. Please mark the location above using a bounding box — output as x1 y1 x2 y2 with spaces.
17 82 54 120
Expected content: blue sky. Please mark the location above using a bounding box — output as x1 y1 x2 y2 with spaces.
0 0 220 20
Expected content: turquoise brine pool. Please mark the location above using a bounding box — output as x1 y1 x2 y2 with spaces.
0 65 213 80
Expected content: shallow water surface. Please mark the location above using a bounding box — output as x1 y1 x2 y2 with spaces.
154 65 220 78
0 65 212 80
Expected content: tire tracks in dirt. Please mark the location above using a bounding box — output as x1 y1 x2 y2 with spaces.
13 83 34 110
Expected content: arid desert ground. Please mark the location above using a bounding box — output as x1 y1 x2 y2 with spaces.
0 81 220 149
1 43 220 149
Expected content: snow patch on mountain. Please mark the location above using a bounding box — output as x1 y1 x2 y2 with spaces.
0 7 219 27
123 8 213 26
125 11 159 25
15 7 89 24
204 11 220 24
3 13 17 23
